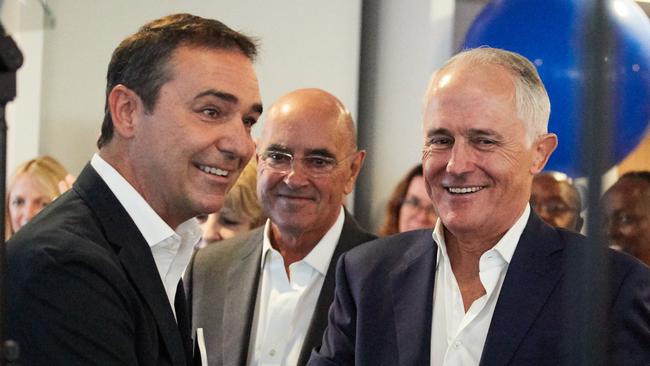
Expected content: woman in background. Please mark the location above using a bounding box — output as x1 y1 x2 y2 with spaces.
197 158 267 247
6 156 70 239
377 164 437 236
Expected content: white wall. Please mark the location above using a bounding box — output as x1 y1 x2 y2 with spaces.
6 0 362 175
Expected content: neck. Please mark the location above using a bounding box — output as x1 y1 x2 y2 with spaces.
269 223 329 278
98 149 183 230
444 228 503 275
444 230 497 312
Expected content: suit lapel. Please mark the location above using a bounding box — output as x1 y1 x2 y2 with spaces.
74 164 187 366
480 213 564 366
297 211 376 366
389 231 437 366
222 228 264 366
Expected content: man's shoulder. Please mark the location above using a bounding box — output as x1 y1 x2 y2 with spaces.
10 190 104 252
607 245 650 282
547 226 650 282
8 187 122 276
341 229 434 275
193 227 263 268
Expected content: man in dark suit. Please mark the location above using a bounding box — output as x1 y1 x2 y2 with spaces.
7 13 263 365
187 88 376 366
308 48 650 365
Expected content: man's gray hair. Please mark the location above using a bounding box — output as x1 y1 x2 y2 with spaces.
427 47 551 146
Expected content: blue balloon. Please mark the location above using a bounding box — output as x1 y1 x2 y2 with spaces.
463 0 650 177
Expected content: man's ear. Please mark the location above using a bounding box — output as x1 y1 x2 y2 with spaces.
107 84 142 139
344 150 367 195
530 133 558 174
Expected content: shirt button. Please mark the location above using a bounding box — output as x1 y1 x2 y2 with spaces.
269 349 276 356
454 341 462 349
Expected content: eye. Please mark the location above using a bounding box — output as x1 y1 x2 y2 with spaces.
472 136 497 147
267 152 291 162
201 107 221 119
304 156 335 170
196 214 208 223
10 197 25 207
219 215 241 227
616 213 634 225
427 136 453 149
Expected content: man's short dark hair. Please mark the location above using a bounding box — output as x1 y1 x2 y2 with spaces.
97 13 258 148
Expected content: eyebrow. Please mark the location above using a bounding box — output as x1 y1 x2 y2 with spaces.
426 128 452 137
195 89 263 114
305 148 336 159
466 128 502 138
265 144 291 153
263 145 336 159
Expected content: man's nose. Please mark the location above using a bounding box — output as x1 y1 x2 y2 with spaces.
218 119 255 163
446 142 474 175
283 161 310 188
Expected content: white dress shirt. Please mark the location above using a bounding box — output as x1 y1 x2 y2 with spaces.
91 154 201 318
430 205 530 366
247 207 345 366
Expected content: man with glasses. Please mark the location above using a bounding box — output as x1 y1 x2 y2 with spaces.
186 88 376 366
530 171 583 232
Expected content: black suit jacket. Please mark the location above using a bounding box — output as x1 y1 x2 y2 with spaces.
186 210 376 366
7 164 194 365
308 212 650 365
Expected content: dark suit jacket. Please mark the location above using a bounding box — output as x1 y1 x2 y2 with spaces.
308 213 650 366
7 164 194 366
186 210 376 366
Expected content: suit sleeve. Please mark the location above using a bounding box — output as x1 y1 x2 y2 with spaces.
308 254 358 366
608 262 650 364
9 247 139 366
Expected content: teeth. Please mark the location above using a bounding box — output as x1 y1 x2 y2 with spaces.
447 186 483 194
198 164 229 177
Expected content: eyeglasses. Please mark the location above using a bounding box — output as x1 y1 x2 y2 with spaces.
530 200 578 215
260 150 356 178
401 197 436 216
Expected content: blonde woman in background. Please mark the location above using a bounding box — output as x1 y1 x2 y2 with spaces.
197 158 266 247
5 156 72 239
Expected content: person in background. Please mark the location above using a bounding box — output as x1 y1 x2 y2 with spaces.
187 88 376 366
197 158 266 246
5 155 71 239
602 171 650 265
378 163 437 236
530 171 583 232
7 13 262 365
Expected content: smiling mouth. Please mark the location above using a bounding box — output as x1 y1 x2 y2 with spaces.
446 186 485 194
197 164 229 177
279 195 312 200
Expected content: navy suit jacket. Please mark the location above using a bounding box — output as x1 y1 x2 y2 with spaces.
308 213 650 365
7 164 195 365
